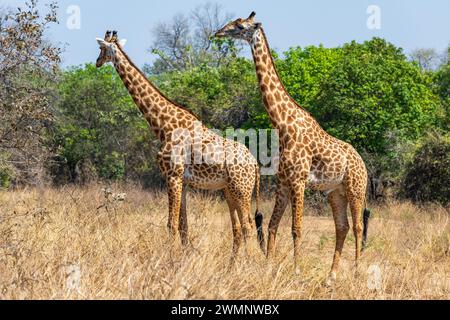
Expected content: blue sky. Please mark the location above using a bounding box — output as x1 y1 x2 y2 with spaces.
2 0 449 68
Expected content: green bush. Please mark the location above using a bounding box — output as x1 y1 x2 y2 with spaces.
54 64 158 183
401 132 450 205
99 152 125 180
310 38 443 155
0 154 15 189
0 167 14 189
154 57 262 129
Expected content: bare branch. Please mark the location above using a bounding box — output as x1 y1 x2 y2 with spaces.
148 2 236 74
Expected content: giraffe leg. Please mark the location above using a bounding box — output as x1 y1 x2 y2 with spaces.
327 188 349 282
167 175 183 243
348 193 365 267
224 188 242 265
178 185 188 246
290 180 306 274
235 196 253 255
266 184 289 260
247 210 255 233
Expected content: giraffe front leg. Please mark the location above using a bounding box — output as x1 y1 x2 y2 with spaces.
178 185 189 247
266 184 289 260
167 175 183 244
290 179 306 275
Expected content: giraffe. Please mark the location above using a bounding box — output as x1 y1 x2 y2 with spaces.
215 13 371 281
95 31 266 261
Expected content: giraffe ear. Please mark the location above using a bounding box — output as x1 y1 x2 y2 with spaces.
118 39 127 47
96 38 106 46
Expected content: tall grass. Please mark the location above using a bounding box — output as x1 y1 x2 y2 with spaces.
0 185 448 299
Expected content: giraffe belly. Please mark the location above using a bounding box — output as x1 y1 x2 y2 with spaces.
307 170 344 192
183 165 227 190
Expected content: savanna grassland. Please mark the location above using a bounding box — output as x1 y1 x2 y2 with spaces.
0 185 448 300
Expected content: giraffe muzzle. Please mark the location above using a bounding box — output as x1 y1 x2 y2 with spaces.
214 30 226 38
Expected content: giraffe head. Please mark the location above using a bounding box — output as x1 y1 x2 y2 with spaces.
95 30 127 68
214 11 261 42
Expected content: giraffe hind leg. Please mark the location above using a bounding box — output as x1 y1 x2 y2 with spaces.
224 188 242 265
234 195 253 255
266 184 289 260
178 185 189 246
348 193 365 266
167 176 183 243
327 188 349 282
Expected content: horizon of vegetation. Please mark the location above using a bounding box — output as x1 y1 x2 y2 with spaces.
0 1 449 206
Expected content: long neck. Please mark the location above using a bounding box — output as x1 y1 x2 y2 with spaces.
250 28 307 129
112 48 198 141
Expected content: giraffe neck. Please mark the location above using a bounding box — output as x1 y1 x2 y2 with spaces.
112 47 198 141
250 28 309 129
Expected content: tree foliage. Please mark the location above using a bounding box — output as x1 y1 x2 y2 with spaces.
401 132 450 205
432 48 450 130
0 0 61 187
54 64 161 186
154 57 262 129
309 38 442 155
277 45 343 109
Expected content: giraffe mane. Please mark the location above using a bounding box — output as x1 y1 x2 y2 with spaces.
258 28 314 117
114 44 200 120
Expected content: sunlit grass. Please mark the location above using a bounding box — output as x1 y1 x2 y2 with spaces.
0 185 448 299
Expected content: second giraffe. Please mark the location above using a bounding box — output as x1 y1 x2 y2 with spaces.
216 12 371 282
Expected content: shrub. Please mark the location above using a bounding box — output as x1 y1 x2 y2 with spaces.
0 165 14 189
401 132 450 205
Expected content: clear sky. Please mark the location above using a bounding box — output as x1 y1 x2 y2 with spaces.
2 0 449 68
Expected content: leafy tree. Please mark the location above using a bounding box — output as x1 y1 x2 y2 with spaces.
54 64 160 185
154 57 262 129
0 0 60 187
277 45 343 109
310 38 443 155
433 47 450 130
401 132 450 205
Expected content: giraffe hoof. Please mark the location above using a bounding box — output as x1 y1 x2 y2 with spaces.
181 238 189 248
353 266 362 278
325 272 337 287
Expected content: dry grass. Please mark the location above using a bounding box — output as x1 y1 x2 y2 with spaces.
0 185 448 300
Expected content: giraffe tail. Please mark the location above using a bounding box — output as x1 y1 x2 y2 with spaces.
254 165 266 254
362 201 371 251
